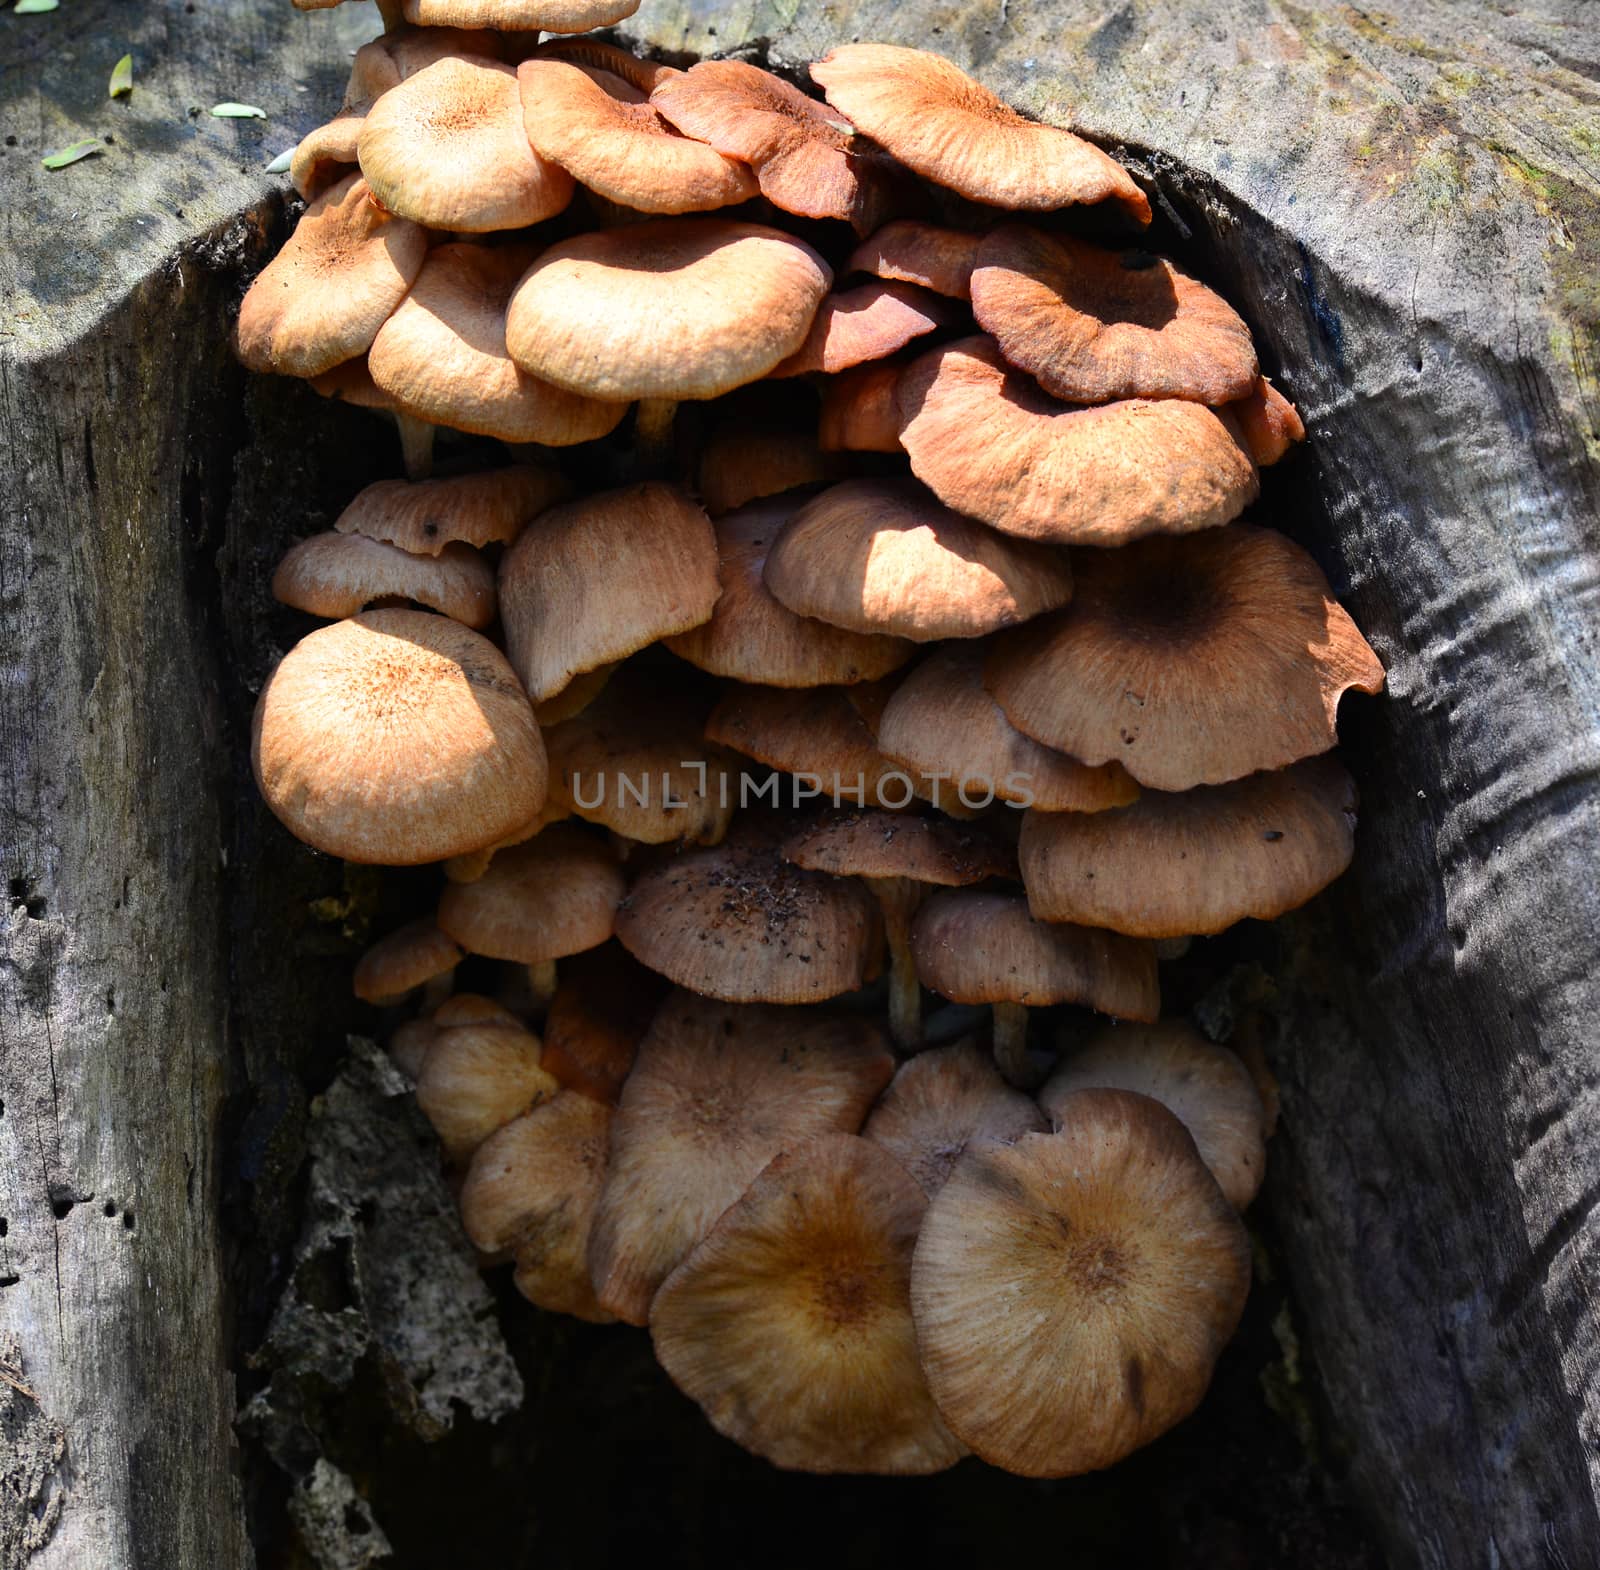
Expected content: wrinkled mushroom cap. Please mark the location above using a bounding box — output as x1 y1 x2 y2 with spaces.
251 610 547 865
290 112 363 201
911 1093 1252 1476
818 362 905 453
334 465 569 557
415 1018 558 1161
353 917 463 1005
847 220 981 299
770 281 959 378
403 0 642 32
783 809 1015 887
272 533 496 628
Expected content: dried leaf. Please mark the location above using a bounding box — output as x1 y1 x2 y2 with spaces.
41 139 104 170
264 148 294 174
211 102 267 119
14 0 61 14
109 54 134 99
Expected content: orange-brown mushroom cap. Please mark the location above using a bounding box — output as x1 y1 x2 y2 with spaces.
847 220 982 299
693 421 830 518
769 281 960 378
402 0 642 33
271 533 497 628
353 917 463 1005
345 26 506 117
984 526 1386 790
652 1133 965 1473
540 943 667 1105
782 808 1015 889
334 465 569 557
415 1017 558 1162
1227 375 1306 466
290 112 363 201
897 337 1260 547
818 362 905 453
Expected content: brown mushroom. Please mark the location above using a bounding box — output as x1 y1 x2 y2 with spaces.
334 465 568 557
415 1016 558 1162
540 943 667 1105
846 220 981 299
817 362 905 453
271 533 496 628
1226 375 1306 466
693 421 829 517
402 0 643 37
769 281 960 378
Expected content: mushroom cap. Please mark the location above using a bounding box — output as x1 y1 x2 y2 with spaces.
910 1093 1252 1476
437 822 625 963
415 1018 558 1161
863 1040 1047 1196
694 420 829 517
652 1133 965 1474
251 610 547 865
402 0 642 32
442 794 569 885
615 826 883 1005
664 497 915 688
541 943 667 1105
984 525 1386 789
810 45 1150 222
764 477 1075 642
518 59 758 216
290 112 363 201
1040 1023 1267 1209
271 533 496 628
533 663 617 729
345 27 506 117
352 917 463 1005
589 993 894 1324
498 481 720 704
1227 375 1306 466
847 220 981 299
368 244 628 446
970 229 1260 406
358 55 574 232
769 281 960 378
878 644 1139 813
897 338 1260 546
307 356 397 411
782 809 1015 887
531 38 680 94
1018 755 1359 937
911 890 1158 1020
334 465 569 557
460 1092 616 1322
235 174 427 379
387 991 522 1081
817 362 905 453
505 221 832 402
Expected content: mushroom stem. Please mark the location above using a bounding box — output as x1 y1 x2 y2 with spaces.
420 969 456 1012
394 412 436 480
991 1002 1034 1089
527 958 558 1005
375 0 407 32
633 399 679 468
866 876 925 1051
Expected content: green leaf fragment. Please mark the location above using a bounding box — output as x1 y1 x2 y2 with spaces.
14 0 61 14
264 149 294 174
211 102 266 119
41 139 103 170
109 54 133 98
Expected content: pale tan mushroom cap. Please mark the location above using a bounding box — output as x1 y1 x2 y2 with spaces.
334 465 569 557
505 221 832 401
847 220 982 299
764 477 1075 642
345 27 506 116
898 338 1260 547
251 609 547 865
770 281 960 378
911 1094 1251 1476
1228 376 1306 466
290 113 363 201
652 1133 966 1474
358 55 574 232
236 174 427 379
404 0 642 31
783 809 1015 887
1019 756 1359 938
416 1019 558 1161
985 525 1386 790
272 533 497 629
811 45 1150 222
588 992 894 1323
307 357 397 412
352 917 463 1004
1040 1022 1267 1209
818 362 905 454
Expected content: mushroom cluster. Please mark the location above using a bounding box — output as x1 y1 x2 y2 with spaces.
247 3 1385 1479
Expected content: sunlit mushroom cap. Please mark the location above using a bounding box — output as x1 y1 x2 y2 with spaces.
541 943 667 1105
764 477 1075 641
402 0 642 32
615 825 883 1005
519 59 757 216
236 174 427 379
911 890 1158 1021
897 338 1259 546
847 220 981 299
345 27 505 116
416 1018 558 1161
1040 1022 1266 1209
878 644 1139 813
985 525 1386 789
531 37 679 92
693 421 829 517
1019 755 1359 937
770 281 959 378
818 362 905 453
368 244 628 446
437 822 625 963
664 497 915 688
498 482 720 704
863 1041 1046 1196
588 992 894 1323
811 45 1150 222
505 221 832 402
290 113 363 200
1227 376 1306 466
334 465 569 557
911 1092 1251 1476
358 55 574 232
352 917 463 1005
971 229 1259 406
460 1092 616 1321
652 1132 965 1473
272 533 496 628
783 809 1015 888
252 609 546 865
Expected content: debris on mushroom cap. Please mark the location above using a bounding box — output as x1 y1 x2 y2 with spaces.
811 44 1150 222
588 992 894 1323
863 1040 1046 1196
693 421 831 517
897 337 1260 547
1040 1022 1267 1210
416 1017 558 1162
818 361 905 453
665 497 915 688
615 823 884 1006
764 477 1075 642
782 808 1015 888
437 821 625 964
345 26 506 117
878 644 1140 813
1227 375 1306 466
769 281 961 378
972 228 1259 406
251 609 547 865
459 1092 617 1321
353 917 463 1005
290 112 363 201
984 525 1386 790
403 0 643 32
497 481 720 705
271 532 497 628
235 174 428 379
358 54 573 232
505 221 832 402
1019 755 1360 938
846 220 982 299
652 1132 965 1473
540 943 667 1105
334 465 569 557
911 1093 1251 1477
519 59 758 216
368 244 629 446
